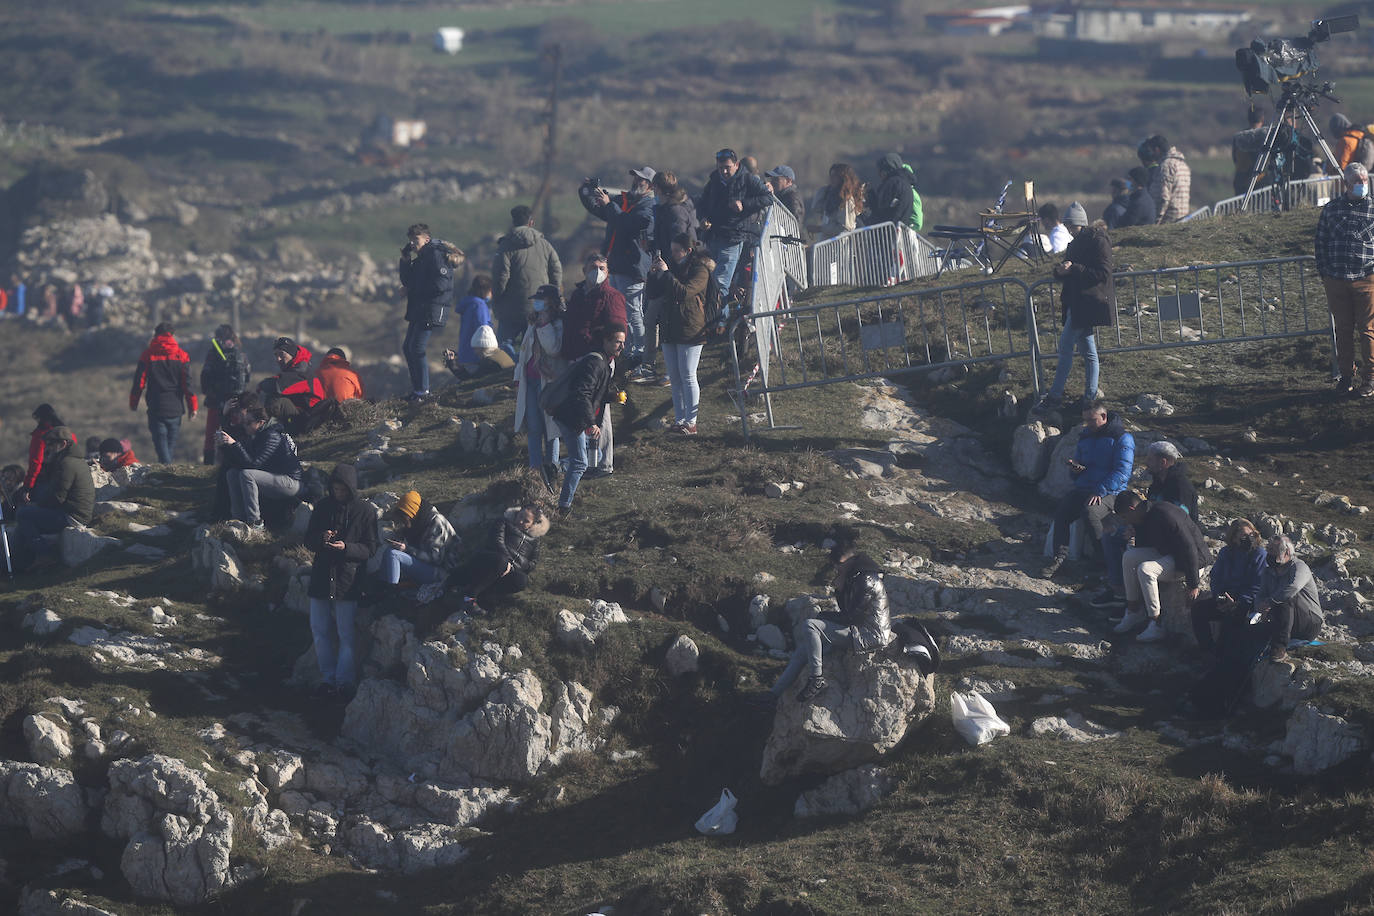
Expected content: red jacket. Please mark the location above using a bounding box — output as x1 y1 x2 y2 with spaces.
316 354 364 402
100 448 139 471
130 333 198 418
26 422 78 489
560 280 627 362
261 345 325 409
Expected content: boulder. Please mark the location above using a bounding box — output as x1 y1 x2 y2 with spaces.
103 755 234 905
748 595 770 630
755 624 786 652
1037 425 1083 499
414 783 515 828
21 609 63 636
1010 421 1059 481
60 527 121 567
553 600 629 651
190 528 243 592
664 635 700 676
1029 712 1121 742
23 715 72 763
1128 393 1175 417
1249 659 1319 710
793 765 894 818
1279 704 1365 775
0 760 88 842
760 649 936 785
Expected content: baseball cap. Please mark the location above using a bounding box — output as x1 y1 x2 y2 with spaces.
629 166 656 182
765 165 795 181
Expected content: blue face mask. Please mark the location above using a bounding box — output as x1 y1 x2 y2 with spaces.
1353 183 1369 199
532 300 546 313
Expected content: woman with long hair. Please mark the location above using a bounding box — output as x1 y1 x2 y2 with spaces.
807 163 864 240
648 232 713 435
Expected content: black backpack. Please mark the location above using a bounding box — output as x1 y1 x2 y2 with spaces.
701 274 725 335
539 352 604 415
223 348 251 398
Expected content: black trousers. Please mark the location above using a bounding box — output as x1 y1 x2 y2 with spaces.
1052 489 1115 553
459 550 529 599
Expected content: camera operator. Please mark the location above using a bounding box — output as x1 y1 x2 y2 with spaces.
579 167 656 375
1315 162 1374 397
397 223 456 403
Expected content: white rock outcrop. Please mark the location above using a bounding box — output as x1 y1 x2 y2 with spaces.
794 765 894 818
191 527 243 592
554 600 629 651
60 527 121 567
23 715 73 763
1010 421 1059 482
1279 704 1365 775
665 635 700 676
0 760 89 842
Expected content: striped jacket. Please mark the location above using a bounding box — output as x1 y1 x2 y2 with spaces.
1152 148 1192 223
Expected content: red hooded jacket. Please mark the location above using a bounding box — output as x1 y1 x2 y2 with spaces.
262 345 325 409
130 333 198 419
26 422 78 489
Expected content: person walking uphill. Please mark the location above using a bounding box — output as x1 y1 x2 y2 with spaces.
697 149 772 300
200 324 251 465
648 233 714 435
1033 203 1114 416
304 464 378 698
398 223 457 402
580 167 656 367
1315 162 1374 397
130 322 198 464
549 324 626 517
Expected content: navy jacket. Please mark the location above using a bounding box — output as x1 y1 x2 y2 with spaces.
226 421 302 480
1209 544 1267 610
581 188 655 282
1071 413 1135 497
697 169 772 245
398 242 454 327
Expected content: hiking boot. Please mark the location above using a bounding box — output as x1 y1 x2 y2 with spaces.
461 596 487 617
582 467 613 480
1136 620 1167 642
1335 376 1355 396
1088 587 1125 609
1358 376 1374 398
1112 609 1147 633
1030 394 1062 417
796 675 827 703
1041 547 1069 579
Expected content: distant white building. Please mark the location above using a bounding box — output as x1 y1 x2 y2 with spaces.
1032 2 1251 43
928 5 1031 35
434 27 464 54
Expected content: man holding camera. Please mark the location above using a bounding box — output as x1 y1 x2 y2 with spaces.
397 223 456 402
697 148 773 301
1315 162 1374 397
579 167 656 374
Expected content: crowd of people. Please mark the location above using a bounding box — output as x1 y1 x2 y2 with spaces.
0 275 114 329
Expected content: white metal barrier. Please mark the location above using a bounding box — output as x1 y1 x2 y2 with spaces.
747 202 811 394
1210 175 1343 217
809 222 943 289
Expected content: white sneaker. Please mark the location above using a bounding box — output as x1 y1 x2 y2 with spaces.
1136 620 1167 642
1112 610 1146 633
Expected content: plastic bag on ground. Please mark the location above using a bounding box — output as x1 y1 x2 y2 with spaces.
694 788 738 835
951 692 1011 746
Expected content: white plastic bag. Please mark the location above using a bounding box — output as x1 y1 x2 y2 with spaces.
951 692 1011 746
694 788 738 835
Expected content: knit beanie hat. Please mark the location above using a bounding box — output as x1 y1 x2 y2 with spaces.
273 336 300 357
396 491 422 519
1063 202 1089 227
99 438 123 454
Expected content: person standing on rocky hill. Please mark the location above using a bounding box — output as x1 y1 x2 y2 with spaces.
580 166 656 374
491 205 563 348
1033 202 1114 416
398 222 456 403
199 324 252 465
697 149 772 301
549 324 626 517
1315 162 1374 397
561 254 625 479
129 322 198 464
304 464 378 699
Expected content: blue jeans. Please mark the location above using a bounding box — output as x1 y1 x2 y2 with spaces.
309 597 358 688
403 322 434 395
147 415 182 464
662 342 704 425
382 548 443 586
524 376 560 470
709 241 744 301
556 421 591 510
610 275 646 356
1048 323 1099 402
1102 528 1129 590
770 617 854 697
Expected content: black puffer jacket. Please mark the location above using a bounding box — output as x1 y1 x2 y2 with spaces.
697 169 772 245
1147 460 1198 521
552 351 614 432
1134 501 1211 590
491 507 550 574
835 554 894 653
1059 225 1115 329
398 242 454 327
225 420 302 480
652 191 699 261
305 464 378 601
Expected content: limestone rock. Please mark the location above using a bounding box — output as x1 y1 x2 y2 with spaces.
1249 659 1319 710
1280 704 1365 775
0 760 88 842
23 715 72 763
1010 421 1059 481
60 527 121 567
95 500 144 517
748 595 770 630
760 649 936 784
794 765 894 818
1029 712 1121 742
1038 425 1084 499
553 600 629 651
1128 393 1175 417
755 624 786 652
827 448 896 479
190 528 243 592
22 609 63 636
414 783 515 828
665 635 700 676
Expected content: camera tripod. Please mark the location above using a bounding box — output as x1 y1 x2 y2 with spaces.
1241 84 1343 208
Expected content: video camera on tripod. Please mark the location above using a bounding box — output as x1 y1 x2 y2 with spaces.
1235 16 1359 97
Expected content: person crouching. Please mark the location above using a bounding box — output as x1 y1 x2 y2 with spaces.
379 490 459 590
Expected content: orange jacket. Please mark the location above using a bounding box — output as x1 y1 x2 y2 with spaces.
316 354 364 402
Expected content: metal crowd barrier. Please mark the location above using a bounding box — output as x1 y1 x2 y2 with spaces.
1210 176 1343 218
809 222 942 289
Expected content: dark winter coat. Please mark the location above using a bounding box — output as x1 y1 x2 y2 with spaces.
305 464 378 601
1059 225 1115 329
26 422 77 490
1103 194 1129 229
1147 460 1198 520
1071 413 1135 497
648 248 715 345
224 420 302 480
696 169 772 245
491 507 550 574
835 554 894 653
130 333 198 419
580 187 655 282
491 226 563 330
200 339 251 411
1121 188 1156 227
552 351 614 432
398 241 454 327
652 191 699 262
39 450 94 527
258 346 325 413
560 281 627 362
776 185 806 231
865 169 917 228
1209 544 1267 610
1133 501 1212 590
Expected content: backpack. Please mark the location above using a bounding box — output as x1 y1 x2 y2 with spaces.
223 348 251 398
899 164 924 233
701 272 725 335
538 351 603 415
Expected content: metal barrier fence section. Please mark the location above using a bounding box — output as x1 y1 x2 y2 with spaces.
1209 176 1343 218
747 202 811 395
810 222 942 288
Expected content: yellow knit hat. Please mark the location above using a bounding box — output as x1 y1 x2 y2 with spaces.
396 491 422 519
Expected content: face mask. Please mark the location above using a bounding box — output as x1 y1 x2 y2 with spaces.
1352 183 1369 199
587 268 607 286
532 300 546 313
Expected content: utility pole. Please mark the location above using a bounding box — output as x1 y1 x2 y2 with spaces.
530 42 563 233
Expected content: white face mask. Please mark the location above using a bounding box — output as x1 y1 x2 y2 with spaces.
586 268 607 286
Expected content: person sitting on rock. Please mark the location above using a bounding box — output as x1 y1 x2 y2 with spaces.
379 490 460 590
1042 399 1134 580
768 532 894 704
257 337 325 426
1252 535 1323 662
217 407 303 531
24 403 77 501
1108 489 1211 643
454 503 549 616
1190 518 1268 655
14 427 94 570
1093 439 1197 608
304 464 378 699
97 438 140 472
315 347 365 403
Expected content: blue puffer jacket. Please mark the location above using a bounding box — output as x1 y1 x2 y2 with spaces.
1071 412 1134 496
1209 544 1267 610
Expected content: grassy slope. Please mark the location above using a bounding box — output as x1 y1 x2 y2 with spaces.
5 209 1374 914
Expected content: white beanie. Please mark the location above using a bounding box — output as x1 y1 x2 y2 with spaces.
471 325 499 350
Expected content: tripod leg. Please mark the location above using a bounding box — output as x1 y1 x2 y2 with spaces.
1242 102 1288 209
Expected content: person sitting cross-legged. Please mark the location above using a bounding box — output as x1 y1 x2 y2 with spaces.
1042 399 1134 579
454 504 549 616
1190 518 1268 655
1109 489 1211 643
378 490 460 590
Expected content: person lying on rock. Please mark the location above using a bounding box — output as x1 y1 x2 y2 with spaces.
453 503 549 616
768 533 894 704
304 464 378 699
378 489 460 590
